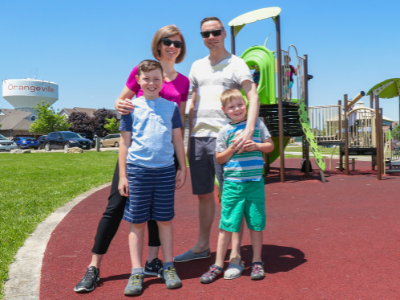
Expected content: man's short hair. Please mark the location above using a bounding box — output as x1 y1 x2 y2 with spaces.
220 89 244 107
200 17 224 30
137 60 163 77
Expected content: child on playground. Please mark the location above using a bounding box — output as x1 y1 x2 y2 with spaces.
200 89 274 284
118 59 186 295
283 55 298 101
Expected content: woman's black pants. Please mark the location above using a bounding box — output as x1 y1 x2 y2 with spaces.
91 160 163 255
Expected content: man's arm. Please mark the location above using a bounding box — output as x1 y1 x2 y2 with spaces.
114 86 136 115
172 128 187 189
187 86 197 157
118 131 131 196
232 80 259 152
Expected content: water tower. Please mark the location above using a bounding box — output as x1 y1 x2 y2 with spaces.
2 79 58 115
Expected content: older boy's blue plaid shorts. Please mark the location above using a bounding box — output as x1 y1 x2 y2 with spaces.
123 163 176 224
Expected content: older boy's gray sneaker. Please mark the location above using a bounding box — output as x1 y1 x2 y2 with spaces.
124 273 145 295
161 266 182 289
173 248 211 262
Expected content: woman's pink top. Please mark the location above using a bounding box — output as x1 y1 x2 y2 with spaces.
126 65 190 108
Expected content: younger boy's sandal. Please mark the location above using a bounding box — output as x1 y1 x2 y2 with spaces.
224 261 244 280
200 265 223 284
251 262 266 280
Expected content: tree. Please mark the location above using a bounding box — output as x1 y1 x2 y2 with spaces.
104 117 120 134
67 112 95 138
93 108 117 137
393 124 400 140
29 101 71 134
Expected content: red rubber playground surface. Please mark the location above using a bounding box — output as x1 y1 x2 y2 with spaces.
40 158 400 299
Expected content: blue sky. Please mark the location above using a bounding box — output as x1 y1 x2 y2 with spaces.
1 0 399 121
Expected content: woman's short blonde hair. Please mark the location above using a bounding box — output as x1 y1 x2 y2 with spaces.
220 89 244 108
151 25 186 64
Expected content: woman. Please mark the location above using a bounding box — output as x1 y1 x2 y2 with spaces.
74 25 189 293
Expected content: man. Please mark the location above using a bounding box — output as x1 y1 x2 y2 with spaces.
174 16 260 279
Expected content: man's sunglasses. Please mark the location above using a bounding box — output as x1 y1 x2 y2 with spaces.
161 38 183 48
200 29 222 38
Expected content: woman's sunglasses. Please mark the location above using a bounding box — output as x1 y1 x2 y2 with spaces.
200 29 222 38
161 38 183 48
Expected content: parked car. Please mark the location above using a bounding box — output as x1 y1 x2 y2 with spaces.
0 134 18 151
100 133 121 148
44 131 92 151
12 137 40 149
38 135 47 149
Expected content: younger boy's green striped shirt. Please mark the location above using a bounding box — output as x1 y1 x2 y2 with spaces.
215 119 270 182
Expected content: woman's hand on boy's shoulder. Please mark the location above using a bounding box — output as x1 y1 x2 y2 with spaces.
116 98 135 115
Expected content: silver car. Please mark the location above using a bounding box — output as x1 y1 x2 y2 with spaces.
0 134 18 151
100 134 121 147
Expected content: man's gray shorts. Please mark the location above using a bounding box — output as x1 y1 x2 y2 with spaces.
189 137 223 195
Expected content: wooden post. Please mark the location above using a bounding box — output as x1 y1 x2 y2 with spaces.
370 93 374 109
275 15 284 183
304 55 310 178
338 100 343 171
375 95 381 180
379 108 384 177
344 94 349 175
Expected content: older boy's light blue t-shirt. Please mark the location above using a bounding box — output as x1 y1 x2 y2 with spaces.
119 96 183 168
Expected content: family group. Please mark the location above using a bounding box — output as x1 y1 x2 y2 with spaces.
74 16 274 296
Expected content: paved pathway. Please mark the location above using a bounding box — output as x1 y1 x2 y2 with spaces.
5 159 400 299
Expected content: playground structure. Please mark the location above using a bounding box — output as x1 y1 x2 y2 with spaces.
228 7 326 183
308 87 400 179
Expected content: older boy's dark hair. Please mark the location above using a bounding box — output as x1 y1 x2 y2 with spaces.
137 60 164 77
200 17 224 30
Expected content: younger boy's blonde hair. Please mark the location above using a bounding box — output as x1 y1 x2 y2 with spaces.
220 89 244 108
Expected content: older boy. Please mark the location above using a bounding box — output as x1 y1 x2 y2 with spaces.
119 60 186 295
200 89 273 283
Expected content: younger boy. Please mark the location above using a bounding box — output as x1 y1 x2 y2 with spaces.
118 60 186 295
200 89 274 283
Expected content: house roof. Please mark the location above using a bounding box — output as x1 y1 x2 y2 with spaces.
59 108 76 115
59 107 97 117
73 107 97 116
0 109 32 130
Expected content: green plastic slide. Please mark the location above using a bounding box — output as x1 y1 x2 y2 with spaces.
240 46 276 105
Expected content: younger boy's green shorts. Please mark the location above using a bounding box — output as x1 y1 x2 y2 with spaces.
219 179 266 233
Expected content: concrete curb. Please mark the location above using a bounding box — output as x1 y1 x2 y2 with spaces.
4 182 111 300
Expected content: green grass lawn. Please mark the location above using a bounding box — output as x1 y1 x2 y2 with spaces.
286 145 340 155
0 151 118 298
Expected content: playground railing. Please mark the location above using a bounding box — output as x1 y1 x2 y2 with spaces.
347 107 376 148
308 105 341 143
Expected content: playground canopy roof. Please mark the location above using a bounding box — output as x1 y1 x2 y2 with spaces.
228 7 281 37
367 78 400 99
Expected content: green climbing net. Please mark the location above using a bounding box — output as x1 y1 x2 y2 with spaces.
298 99 326 171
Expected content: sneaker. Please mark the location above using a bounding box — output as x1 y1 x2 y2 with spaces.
251 262 265 280
144 258 163 277
124 273 145 296
200 265 223 284
161 266 182 289
74 266 100 293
